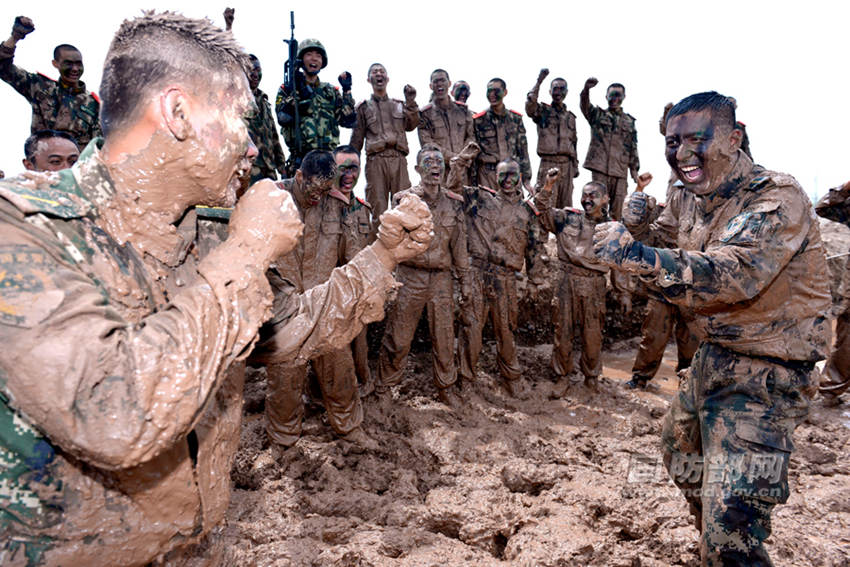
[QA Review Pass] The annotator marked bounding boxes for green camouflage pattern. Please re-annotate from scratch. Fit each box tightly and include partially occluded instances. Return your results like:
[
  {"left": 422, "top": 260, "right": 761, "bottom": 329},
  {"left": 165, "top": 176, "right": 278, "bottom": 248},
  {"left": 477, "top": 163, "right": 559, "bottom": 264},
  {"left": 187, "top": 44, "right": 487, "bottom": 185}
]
[
  {"left": 0, "top": 45, "right": 101, "bottom": 149},
  {"left": 248, "top": 89, "right": 286, "bottom": 182},
  {"left": 275, "top": 80, "right": 355, "bottom": 162}
]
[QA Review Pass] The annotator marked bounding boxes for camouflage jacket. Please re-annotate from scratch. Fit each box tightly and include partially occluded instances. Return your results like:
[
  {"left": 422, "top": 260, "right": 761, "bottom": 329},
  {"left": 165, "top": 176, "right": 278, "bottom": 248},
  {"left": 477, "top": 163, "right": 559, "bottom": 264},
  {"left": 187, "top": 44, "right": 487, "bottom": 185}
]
[
  {"left": 340, "top": 193, "right": 372, "bottom": 263},
  {"left": 0, "top": 45, "right": 101, "bottom": 149},
  {"left": 461, "top": 185, "right": 545, "bottom": 281},
  {"left": 248, "top": 88, "right": 286, "bottom": 182},
  {"left": 525, "top": 96, "right": 578, "bottom": 160},
  {"left": 351, "top": 94, "right": 419, "bottom": 156},
  {"left": 648, "top": 152, "right": 831, "bottom": 361},
  {"left": 418, "top": 100, "right": 473, "bottom": 162},
  {"left": 580, "top": 102, "right": 638, "bottom": 179},
  {"left": 0, "top": 141, "right": 396, "bottom": 565},
  {"left": 814, "top": 184, "right": 850, "bottom": 226},
  {"left": 472, "top": 107, "right": 531, "bottom": 183},
  {"left": 534, "top": 189, "right": 608, "bottom": 274},
  {"left": 275, "top": 78, "right": 356, "bottom": 159}
]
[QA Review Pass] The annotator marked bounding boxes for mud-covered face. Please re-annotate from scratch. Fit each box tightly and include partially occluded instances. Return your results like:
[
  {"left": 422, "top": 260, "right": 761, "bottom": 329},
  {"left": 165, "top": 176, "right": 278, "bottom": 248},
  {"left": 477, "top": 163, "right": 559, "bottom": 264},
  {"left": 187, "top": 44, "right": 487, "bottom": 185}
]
[
  {"left": 550, "top": 80, "right": 567, "bottom": 104},
  {"left": 581, "top": 184, "right": 608, "bottom": 216},
  {"left": 496, "top": 161, "right": 521, "bottom": 193},
  {"left": 452, "top": 82, "right": 469, "bottom": 103},
  {"left": 302, "top": 172, "right": 335, "bottom": 205},
  {"left": 622, "top": 192, "right": 650, "bottom": 228},
  {"left": 665, "top": 109, "right": 741, "bottom": 196},
  {"left": 486, "top": 80, "right": 505, "bottom": 107},
  {"left": 334, "top": 152, "right": 360, "bottom": 194},
  {"left": 430, "top": 71, "right": 449, "bottom": 100},
  {"left": 416, "top": 149, "right": 445, "bottom": 185},
  {"left": 302, "top": 49, "right": 323, "bottom": 76},
  {"left": 368, "top": 64, "right": 388, "bottom": 89},
  {"left": 27, "top": 137, "right": 79, "bottom": 172},
  {"left": 606, "top": 86, "right": 624, "bottom": 110},
  {"left": 54, "top": 48, "right": 83, "bottom": 86},
  {"left": 248, "top": 59, "right": 262, "bottom": 91}
]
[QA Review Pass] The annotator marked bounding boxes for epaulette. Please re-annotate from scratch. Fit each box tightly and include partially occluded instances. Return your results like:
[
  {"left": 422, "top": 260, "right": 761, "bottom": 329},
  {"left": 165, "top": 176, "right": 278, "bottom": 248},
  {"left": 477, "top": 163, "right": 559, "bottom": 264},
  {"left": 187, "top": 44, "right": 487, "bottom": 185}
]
[
  {"left": 355, "top": 100, "right": 367, "bottom": 109},
  {"left": 736, "top": 121, "right": 747, "bottom": 128},
  {"left": 355, "top": 196, "right": 371, "bottom": 209},
  {"left": 421, "top": 103, "right": 433, "bottom": 111},
  {"left": 0, "top": 170, "right": 92, "bottom": 219},
  {"left": 510, "top": 109, "right": 523, "bottom": 116},
  {"left": 523, "top": 197, "right": 541, "bottom": 216},
  {"left": 473, "top": 110, "right": 487, "bottom": 119},
  {"left": 195, "top": 205, "right": 232, "bottom": 220},
  {"left": 446, "top": 190, "right": 464, "bottom": 202},
  {"left": 626, "top": 112, "right": 636, "bottom": 121},
  {"left": 478, "top": 185, "right": 497, "bottom": 195},
  {"left": 565, "top": 207, "right": 583, "bottom": 214},
  {"left": 748, "top": 176, "right": 771, "bottom": 191},
  {"left": 91, "top": 92, "right": 100, "bottom": 103},
  {"left": 37, "top": 72, "right": 54, "bottom": 81},
  {"left": 454, "top": 100, "right": 467, "bottom": 107},
  {"left": 328, "top": 188, "right": 350, "bottom": 204}
]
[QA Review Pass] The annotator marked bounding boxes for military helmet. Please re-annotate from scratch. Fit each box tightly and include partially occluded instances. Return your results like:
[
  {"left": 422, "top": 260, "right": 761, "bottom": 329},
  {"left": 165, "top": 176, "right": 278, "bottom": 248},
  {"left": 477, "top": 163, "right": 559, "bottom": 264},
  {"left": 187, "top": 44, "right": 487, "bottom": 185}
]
[{"left": 298, "top": 39, "right": 328, "bottom": 69}]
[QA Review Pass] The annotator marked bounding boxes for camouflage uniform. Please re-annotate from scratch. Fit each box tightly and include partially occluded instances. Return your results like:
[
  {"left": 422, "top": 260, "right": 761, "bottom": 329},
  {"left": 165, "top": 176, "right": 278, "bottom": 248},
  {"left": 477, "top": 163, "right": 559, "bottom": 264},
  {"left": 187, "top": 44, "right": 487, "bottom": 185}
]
[
  {"left": 580, "top": 99, "right": 638, "bottom": 221},
  {"left": 275, "top": 80, "right": 356, "bottom": 168},
  {"left": 472, "top": 108, "right": 532, "bottom": 191},
  {"left": 534, "top": 190, "right": 609, "bottom": 379},
  {"left": 418, "top": 100, "right": 474, "bottom": 183},
  {"left": 0, "top": 141, "right": 398, "bottom": 565},
  {"left": 378, "top": 185, "right": 468, "bottom": 392},
  {"left": 248, "top": 87, "right": 286, "bottom": 182},
  {"left": 350, "top": 94, "right": 420, "bottom": 221},
  {"left": 457, "top": 184, "right": 545, "bottom": 385},
  {"left": 257, "top": 181, "right": 364, "bottom": 448},
  {"left": 0, "top": 44, "right": 101, "bottom": 148},
  {"left": 814, "top": 184, "right": 850, "bottom": 399},
  {"left": 526, "top": 90, "right": 578, "bottom": 207},
  {"left": 642, "top": 153, "right": 832, "bottom": 564}
]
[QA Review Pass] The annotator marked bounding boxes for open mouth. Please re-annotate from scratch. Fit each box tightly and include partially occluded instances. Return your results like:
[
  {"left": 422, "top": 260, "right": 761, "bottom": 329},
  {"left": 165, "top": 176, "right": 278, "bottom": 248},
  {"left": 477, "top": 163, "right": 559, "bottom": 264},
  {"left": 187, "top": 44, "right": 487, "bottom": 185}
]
[{"left": 679, "top": 164, "right": 703, "bottom": 183}]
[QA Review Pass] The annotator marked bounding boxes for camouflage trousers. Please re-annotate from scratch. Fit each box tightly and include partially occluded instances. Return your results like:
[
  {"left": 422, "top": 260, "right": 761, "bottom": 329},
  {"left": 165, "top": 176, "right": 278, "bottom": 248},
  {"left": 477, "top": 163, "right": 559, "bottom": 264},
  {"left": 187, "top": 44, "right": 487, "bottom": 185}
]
[
  {"left": 536, "top": 156, "right": 577, "bottom": 208},
  {"left": 632, "top": 297, "right": 699, "bottom": 380},
  {"left": 552, "top": 266, "right": 606, "bottom": 378},
  {"left": 458, "top": 261, "right": 522, "bottom": 383},
  {"left": 661, "top": 342, "right": 815, "bottom": 566},
  {"left": 378, "top": 266, "right": 456, "bottom": 390},
  {"left": 365, "top": 150, "right": 411, "bottom": 226},
  {"left": 590, "top": 171, "right": 628, "bottom": 221},
  {"left": 265, "top": 348, "right": 363, "bottom": 447}
]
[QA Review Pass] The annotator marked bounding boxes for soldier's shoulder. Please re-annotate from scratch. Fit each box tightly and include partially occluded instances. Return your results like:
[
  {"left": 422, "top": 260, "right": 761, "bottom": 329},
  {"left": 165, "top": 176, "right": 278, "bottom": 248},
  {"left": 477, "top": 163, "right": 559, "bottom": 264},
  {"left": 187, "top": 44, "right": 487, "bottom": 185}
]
[
  {"left": 625, "top": 112, "right": 637, "bottom": 123},
  {"left": 477, "top": 184, "right": 497, "bottom": 195},
  {"left": 523, "top": 196, "right": 541, "bottom": 216},
  {"left": 472, "top": 110, "right": 487, "bottom": 120},
  {"left": 355, "top": 99, "right": 369, "bottom": 110},
  {"left": 90, "top": 91, "right": 100, "bottom": 104},
  {"left": 355, "top": 195, "right": 371, "bottom": 209},
  {"left": 35, "top": 72, "right": 57, "bottom": 86},
  {"left": 445, "top": 189, "right": 464, "bottom": 203},
  {"left": 747, "top": 167, "right": 807, "bottom": 205},
  {"left": 0, "top": 170, "right": 93, "bottom": 219},
  {"left": 454, "top": 100, "right": 468, "bottom": 108},
  {"left": 421, "top": 103, "right": 434, "bottom": 112},
  {"left": 509, "top": 109, "right": 524, "bottom": 118}
]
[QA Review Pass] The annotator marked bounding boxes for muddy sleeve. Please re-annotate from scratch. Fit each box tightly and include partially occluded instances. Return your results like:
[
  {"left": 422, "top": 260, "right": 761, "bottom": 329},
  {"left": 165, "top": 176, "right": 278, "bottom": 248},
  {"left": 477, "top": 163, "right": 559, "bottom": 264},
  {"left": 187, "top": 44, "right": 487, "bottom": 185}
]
[
  {"left": 525, "top": 90, "right": 541, "bottom": 122},
  {"left": 649, "top": 188, "right": 810, "bottom": 309},
  {"left": 517, "top": 119, "right": 532, "bottom": 183},
  {"left": 814, "top": 186, "right": 850, "bottom": 225},
  {"left": 254, "top": 244, "right": 397, "bottom": 365},
  {"left": 533, "top": 188, "right": 574, "bottom": 235},
  {"left": 451, "top": 206, "right": 470, "bottom": 273},
  {"left": 403, "top": 98, "right": 419, "bottom": 131},
  {"left": 0, "top": 45, "right": 41, "bottom": 102},
  {"left": 337, "top": 88, "right": 357, "bottom": 129},
  {"left": 350, "top": 104, "right": 366, "bottom": 153},
  {"left": 580, "top": 89, "right": 595, "bottom": 123},
  {"left": 0, "top": 224, "right": 272, "bottom": 471},
  {"left": 629, "top": 122, "right": 640, "bottom": 180},
  {"left": 275, "top": 83, "right": 294, "bottom": 127},
  {"left": 418, "top": 110, "right": 434, "bottom": 147}
]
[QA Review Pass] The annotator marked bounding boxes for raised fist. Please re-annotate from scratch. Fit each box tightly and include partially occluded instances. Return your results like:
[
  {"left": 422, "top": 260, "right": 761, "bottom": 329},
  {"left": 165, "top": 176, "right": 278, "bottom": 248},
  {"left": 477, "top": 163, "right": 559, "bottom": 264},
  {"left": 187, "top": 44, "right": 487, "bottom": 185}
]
[
  {"left": 375, "top": 193, "right": 433, "bottom": 264},
  {"left": 636, "top": 172, "right": 653, "bottom": 191},
  {"left": 12, "top": 16, "right": 34, "bottom": 40},
  {"left": 338, "top": 71, "right": 352, "bottom": 91},
  {"left": 537, "top": 68, "right": 550, "bottom": 84},
  {"left": 584, "top": 77, "right": 598, "bottom": 90},
  {"left": 457, "top": 141, "right": 480, "bottom": 162},
  {"left": 403, "top": 84, "right": 417, "bottom": 102}
]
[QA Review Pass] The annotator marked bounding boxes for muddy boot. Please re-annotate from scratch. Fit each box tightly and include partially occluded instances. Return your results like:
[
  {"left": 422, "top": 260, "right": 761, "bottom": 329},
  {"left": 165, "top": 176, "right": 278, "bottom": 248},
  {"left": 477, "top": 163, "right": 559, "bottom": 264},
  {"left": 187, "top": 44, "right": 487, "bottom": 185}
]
[
  {"left": 584, "top": 374, "right": 599, "bottom": 390},
  {"left": 340, "top": 426, "right": 379, "bottom": 453},
  {"left": 359, "top": 374, "right": 375, "bottom": 398},
  {"left": 550, "top": 372, "right": 581, "bottom": 399},
  {"left": 503, "top": 378, "right": 529, "bottom": 399},
  {"left": 437, "top": 385, "right": 461, "bottom": 407},
  {"left": 626, "top": 374, "right": 650, "bottom": 390}
]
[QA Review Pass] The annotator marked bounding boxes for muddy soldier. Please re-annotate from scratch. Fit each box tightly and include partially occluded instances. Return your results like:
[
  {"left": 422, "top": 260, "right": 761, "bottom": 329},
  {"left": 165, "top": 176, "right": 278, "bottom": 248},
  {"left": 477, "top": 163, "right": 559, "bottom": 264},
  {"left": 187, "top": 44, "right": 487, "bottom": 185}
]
[
  {"left": 451, "top": 80, "right": 470, "bottom": 105},
  {"left": 0, "top": 12, "right": 434, "bottom": 565},
  {"left": 580, "top": 77, "right": 639, "bottom": 220},
  {"left": 256, "top": 151, "right": 377, "bottom": 451},
  {"left": 452, "top": 144, "right": 545, "bottom": 398},
  {"left": 246, "top": 54, "right": 286, "bottom": 182},
  {"left": 22, "top": 129, "right": 79, "bottom": 172},
  {"left": 526, "top": 68, "right": 578, "bottom": 207},
  {"left": 472, "top": 78, "right": 532, "bottom": 193},
  {"left": 594, "top": 92, "right": 831, "bottom": 565},
  {"left": 275, "top": 38, "right": 355, "bottom": 174},
  {"left": 814, "top": 179, "right": 850, "bottom": 407},
  {"left": 622, "top": 182, "right": 699, "bottom": 389},
  {"left": 535, "top": 172, "right": 613, "bottom": 393},
  {"left": 351, "top": 63, "right": 419, "bottom": 222},
  {"left": 378, "top": 144, "right": 469, "bottom": 406},
  {"left": 418, "top": 68, "right": 473, "bottom": 183},
  {"left": 0, "top": 16, "right": 101, "bottom": 149}
]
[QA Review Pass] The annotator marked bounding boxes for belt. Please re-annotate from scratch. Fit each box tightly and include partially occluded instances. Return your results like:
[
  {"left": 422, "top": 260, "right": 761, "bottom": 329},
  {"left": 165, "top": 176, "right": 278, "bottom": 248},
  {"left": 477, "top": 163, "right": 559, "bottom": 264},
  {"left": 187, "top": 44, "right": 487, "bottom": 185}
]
[
  {"left": 367, "top": 147, "right": 406, "bottom": 158},
  {"left": 480, "top": 163, "right": 497, "bottom": 171},
  {"left": 702, "top": 342, "right": 816, "bottom": 373},
  {"left": 400, "top": 262, "right": 449, "bottom": 273},
  {"left": 538, "top": 155, "right": 574, "bottom": 163}
]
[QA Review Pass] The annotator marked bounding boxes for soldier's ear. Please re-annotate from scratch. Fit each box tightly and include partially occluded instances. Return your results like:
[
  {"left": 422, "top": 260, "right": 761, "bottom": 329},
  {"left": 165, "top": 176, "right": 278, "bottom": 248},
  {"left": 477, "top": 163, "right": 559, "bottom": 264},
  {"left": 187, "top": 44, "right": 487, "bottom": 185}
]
[
  {"left": 161, "top": 87, "right": 191, "bottom": 141},
  {"left": 728, "top": 126, "right": 743, "bottom": 151},
  {"left": 23, "top": 158, "right": 36, "bottom": 171}
]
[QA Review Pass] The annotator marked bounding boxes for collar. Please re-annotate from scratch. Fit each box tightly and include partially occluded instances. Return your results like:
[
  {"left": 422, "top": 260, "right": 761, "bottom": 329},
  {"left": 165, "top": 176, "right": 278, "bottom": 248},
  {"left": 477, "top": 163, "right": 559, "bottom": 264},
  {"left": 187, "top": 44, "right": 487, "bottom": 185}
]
[
  {"left": 497, "top": 189, "right": 521, "bottom": 204},
  {"left": 58, "top": 78, "right": 87, "bottom": 94},
  {"left": 371, "top": 93, "right": 389, "bottom": 102},
  {"left": 698, "top": 151, "right": 755, "bottom": 213}
]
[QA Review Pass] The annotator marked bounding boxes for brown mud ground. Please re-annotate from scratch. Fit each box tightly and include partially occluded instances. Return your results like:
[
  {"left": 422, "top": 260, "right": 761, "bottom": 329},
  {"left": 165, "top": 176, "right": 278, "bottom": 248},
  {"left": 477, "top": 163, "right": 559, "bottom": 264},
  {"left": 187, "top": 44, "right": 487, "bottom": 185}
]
[{"left": 222, "top": 230, "right": 850, "bottom": 567}]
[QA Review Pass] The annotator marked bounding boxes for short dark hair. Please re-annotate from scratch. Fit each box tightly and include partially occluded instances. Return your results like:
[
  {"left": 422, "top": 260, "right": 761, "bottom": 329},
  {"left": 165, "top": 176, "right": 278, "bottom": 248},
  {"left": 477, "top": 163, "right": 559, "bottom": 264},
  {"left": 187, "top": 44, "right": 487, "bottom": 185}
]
[
  {"left": 584, "top": 181, "right": 607, "bottom": 195},
  {"left": 552, "top": 77, "right": 567, "bottom": 87},
  {"left": 100, "top": 11, "right": 250, "bottom": 137},
  {"left": 607, "top": 83, "right": 625, "bottom": 94},
  {"left": 488, "top": 77, "right": 507, "bottom": 90},
  {"left": 416, "top": 143, "right": 443, "bottom": 165},
  {"left": 299, "top": 150, "right": 336, "bottom": 179},
  {"left": 367, "top": 62, "right": 385, "bottom": 80},
  {"left": 666, "top": 91, "right": 736, "bottom": 130},
  {"left": 430, "top": 68, "right": 449, "bottom": 82},
  {"left": 333, "top": 144, "right": 358, "bottom": 156},
  {"left": 53, "top": 44, "right": 80, "bottom": 61},
  {"left": 24, "top": 130, "right": 79, "bottom": 161}
]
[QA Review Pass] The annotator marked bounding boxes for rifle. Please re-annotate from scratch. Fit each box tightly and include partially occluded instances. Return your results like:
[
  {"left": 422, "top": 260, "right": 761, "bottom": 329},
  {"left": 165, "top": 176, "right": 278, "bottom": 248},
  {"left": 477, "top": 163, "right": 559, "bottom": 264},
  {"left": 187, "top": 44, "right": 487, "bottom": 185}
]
[{"left": 283, "top": 11, "right": 301, "bottom": 175}]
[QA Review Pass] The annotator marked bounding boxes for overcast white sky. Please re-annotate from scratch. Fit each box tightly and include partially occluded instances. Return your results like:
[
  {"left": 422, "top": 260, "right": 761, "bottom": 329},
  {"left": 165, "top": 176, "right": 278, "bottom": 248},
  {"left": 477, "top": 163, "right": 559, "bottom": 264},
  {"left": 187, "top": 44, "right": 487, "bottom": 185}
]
[{"left": 0, "top": 0, "right": 847, "bottom": 202}]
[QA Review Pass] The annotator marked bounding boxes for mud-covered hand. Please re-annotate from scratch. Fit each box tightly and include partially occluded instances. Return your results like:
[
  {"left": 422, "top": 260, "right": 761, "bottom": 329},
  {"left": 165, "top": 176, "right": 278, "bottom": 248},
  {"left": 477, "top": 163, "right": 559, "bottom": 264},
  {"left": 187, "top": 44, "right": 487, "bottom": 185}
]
[
  {"left": 584, "top": 77, "right": 598, "bottom": 91},
  {"left": 338, "top": 71, "right": 352, "bottom": 92},
  {"left": 541, "top": 167, "right": 560, "bottom": 192},
  {"left": 228, "top": 179, "right": 305, "bottom": 269},
  {"left": 223, "top": 8, "right": 234, "bottom": 30},
  {"left": 457, "top": 141, "right": 480, "bottom": 163},
  {"left": 536, "top": 68, "right": 549, "bottom": 85},
  {"left": 403, "top": 84, "right": 417, "bottom": 103},
  {"left": 373, "top": 193, "right": 434, "bottom": 268},
  {"left": 636, "top": 172, "right": 653, "bottom": 192},
  {"left": 593, "top": 221, "right": 659, "bottom": 275},
  {"left": 11, "top": 16, "right": 34, "bottom": 40}
]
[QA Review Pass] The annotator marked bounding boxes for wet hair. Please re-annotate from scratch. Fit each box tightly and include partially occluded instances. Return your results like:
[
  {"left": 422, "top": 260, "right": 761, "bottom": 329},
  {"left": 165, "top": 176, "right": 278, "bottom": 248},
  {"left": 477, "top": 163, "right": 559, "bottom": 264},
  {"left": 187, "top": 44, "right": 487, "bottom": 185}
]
[
  {"left": 333, "top": 144, "right": 359, "bottom": 157},
  {"left": 497, "top": 158, "right": 519, "bottom": 170},
  {"left": 248, "top": 53, "right": 260, "bottom": 65},
  {"left": 488, "top": 77, "right": 507, "bottom": 90},
  {"left": 24, "top": 130, "right": 79, "bottom": 161},
  {"left": 99, "top": 11, "right": 250, "bottom": 137},
  {"left": 416, "top": 143, "right": 444, "bottom": 166},
  {"left": 53, "top": 44, "right": 80, "bottom": 61},
  {"left": 551, "top": 77, "right": 567, "bottom": 88},
  {"left": 367, "top": 62, "right": 385, "bottom": 81},
  {"left": 299, "top": 150, "right": 336, "bottom": 179},
  {"left": 607, "top": 83, "right": 625, "bottom": 94},
  {"left": 666, "top": 91, "right": 737, "bottom": 130},
  {"left": 430, "top": 68, "right": 449, "bottom": 82},
  {"left": 584, "top": 181, "right": 607, "bottom": 196}
]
